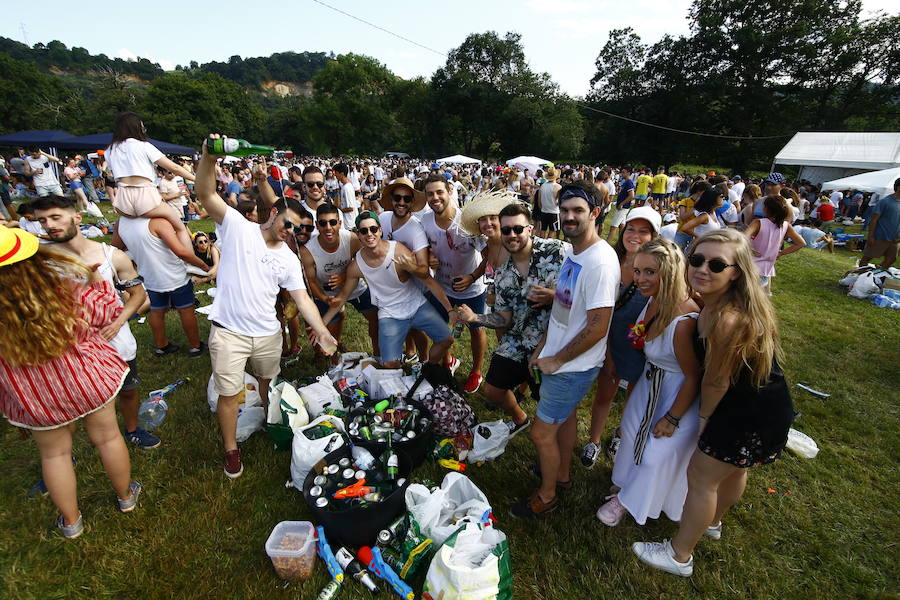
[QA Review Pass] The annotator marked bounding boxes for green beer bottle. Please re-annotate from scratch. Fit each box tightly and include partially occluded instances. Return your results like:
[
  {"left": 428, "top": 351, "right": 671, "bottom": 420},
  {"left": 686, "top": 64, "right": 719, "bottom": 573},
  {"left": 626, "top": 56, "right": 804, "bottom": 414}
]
[{"left": 206, "top": 136, "right": 274, "bottom": 157}]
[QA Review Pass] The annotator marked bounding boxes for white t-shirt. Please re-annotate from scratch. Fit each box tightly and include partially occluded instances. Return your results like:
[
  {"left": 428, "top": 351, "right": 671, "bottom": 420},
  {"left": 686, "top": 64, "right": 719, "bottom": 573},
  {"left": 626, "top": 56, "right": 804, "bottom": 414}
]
[
  {"left": 339, "top": 181, "right": 359, "bottom": 230},
  {"left": 539, "top": 240, "right": 620, "bottom": 374},
  {"left": 380, "top": 211, "right": 429, "bottom": 252},
  {"left": 209, "top": 207, "right": 305, "bottom": 337},
  {"left": 829, "top": 191, "right": 843, "bottom": 206},
  {"left": 732, "top": 181, "right": 745, "bottom": 199},
  {"left": 106, "top": 138, "right": 164, "bottom": 181},
  {"left": 24, "top": 156, "right": 58, "bottom": 188},
  {"left": 420, "top": 210, "right": 486, "bottom": 300}
]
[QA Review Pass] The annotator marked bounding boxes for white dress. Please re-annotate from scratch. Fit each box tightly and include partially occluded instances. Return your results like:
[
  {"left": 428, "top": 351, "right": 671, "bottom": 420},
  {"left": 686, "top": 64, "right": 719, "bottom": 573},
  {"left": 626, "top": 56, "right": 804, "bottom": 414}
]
[{"left": 611, "top": 306, "right": 700, "bottom": 525}]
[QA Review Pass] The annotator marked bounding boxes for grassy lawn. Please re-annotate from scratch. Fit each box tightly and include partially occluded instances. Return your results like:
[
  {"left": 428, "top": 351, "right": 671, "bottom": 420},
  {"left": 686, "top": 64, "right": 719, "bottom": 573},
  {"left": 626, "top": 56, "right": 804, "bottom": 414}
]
[{"left": 1, "top": 207, "right": 898, "bottom": 600}]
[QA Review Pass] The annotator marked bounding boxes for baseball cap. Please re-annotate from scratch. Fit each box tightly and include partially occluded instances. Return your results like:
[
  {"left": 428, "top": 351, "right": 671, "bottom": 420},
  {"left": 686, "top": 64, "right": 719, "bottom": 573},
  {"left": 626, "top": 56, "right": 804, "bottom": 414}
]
[
  {"left": 354, "top": 210, "right": 381, "bottom": 229},
  {"left": 623, "top": 206, "right": 662, "bottom": 233},
  {"left": 765, "top": 172, "right": 786, "bottom": 185},
  {"left": 732, "top": 175, "right": 742, "bottom": 180}
]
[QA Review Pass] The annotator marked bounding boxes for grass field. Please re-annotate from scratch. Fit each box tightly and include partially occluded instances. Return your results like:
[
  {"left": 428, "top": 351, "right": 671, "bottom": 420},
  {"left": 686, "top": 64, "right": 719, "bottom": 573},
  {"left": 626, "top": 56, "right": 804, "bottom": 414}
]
[{"left": 1, "top": 207, "right": 898, "bottom": 600}]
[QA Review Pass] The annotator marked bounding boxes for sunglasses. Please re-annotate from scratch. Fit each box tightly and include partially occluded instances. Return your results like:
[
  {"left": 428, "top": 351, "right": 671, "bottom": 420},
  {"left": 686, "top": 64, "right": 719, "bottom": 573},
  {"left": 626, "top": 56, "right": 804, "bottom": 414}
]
[
  {"left": 356, "top": 225, "right": 381, "bottom": 235},
  {"left": 500, "top": 225, "right": 529, "bottom": 236},
  {"left": 317, "top": 218, "right": 339, "bottom": 227},
  {"left": 687, "top": 253, "right": 738, "bottom": 273},
  {"left": 305, "top": 181, "right": 325, "bottom": 188},
  {"left": 283, "top": 218, "right": 314, "bottom": 234},
  {"left": 392, "top": 193, "right": 414, "bottom": 203}
]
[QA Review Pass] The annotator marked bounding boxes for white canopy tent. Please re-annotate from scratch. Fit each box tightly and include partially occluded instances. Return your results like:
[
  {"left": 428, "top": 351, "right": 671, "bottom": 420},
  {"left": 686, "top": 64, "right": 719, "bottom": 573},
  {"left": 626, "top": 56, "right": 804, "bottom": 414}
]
[
  {"left": 773, "top": 132, "right": 900, "bottom": 185},
  {"left": 436, "top": 154, "right": 481, "bottom": 164},
  {"left": 506, "top": 155, "right": 551, "bottom": 175},
  {"left": 821, "top": 166, "right": 900, "bottom": 199}
]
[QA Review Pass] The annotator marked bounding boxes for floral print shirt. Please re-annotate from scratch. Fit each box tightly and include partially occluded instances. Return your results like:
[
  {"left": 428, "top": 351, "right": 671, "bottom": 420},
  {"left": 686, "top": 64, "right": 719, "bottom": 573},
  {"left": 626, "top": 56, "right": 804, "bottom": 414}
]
[{"left": 493, "top": 236, "right": 570, "bottom": 361}]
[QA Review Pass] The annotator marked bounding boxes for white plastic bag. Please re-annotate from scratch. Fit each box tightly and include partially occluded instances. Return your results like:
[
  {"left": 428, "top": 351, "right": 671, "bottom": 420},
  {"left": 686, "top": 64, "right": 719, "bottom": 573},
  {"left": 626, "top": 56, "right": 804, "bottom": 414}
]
[
  {"left": 405, "top": 472, "right": 493, "bottom": 546},
  {"left": 275, "top": 381, "right": 310, "bottom": 431},
  {"left": 236, "top": 406, "right": 265, "bottom": 442},
  {"left": 85, "top": 201, "right": 103, "bottom": 218},
  {"left": 326, "top": 352, "right": 370, "bottom": 382},
  {"left": 838, "top": 272, "right": 861, "bottom": 287},
  {"left": 289, "top": 415, "right": 347, "bottom": 489},
  {"left": 361, "top": 365, "right": 406, "bottom": 399},
  {"left": 785, "top": 427, "right": 819, "bottom": 458},
  {"left": 402, "top": 375, "right": 433, "bottom": 401},
  {"left": 466, "top": 421, "right": 511, "bottom": 463},
  {"left": 206, "top": 373, "right": 261, "bottom": 412},
  {"left": 423, "top": 523, "right": 512, "bottom": 600},
  {"left": 297, "top": 376, "right": 342, "bottom": 419},
  {"left": 848, "top": 271, "right": 880, "bottom": 299}
]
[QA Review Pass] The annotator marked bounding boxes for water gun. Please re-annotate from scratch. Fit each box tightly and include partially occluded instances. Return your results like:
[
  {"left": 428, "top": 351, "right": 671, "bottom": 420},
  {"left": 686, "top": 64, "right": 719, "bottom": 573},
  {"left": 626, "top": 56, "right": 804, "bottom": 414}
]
[
  {"left": 437, "top": 458, "right": 466, "bottom": 472},
  {"left": 357, "top": 546, "right": 414, "bottom": 600},
  {"left": 316, "top": 526, "right": 344, "bottom": 584},
  {"left": 333, "top": 478, "right": 371, "bottom": 499},
  {"left": 147, "top": 378, "right": 190, "bottom": 399}
]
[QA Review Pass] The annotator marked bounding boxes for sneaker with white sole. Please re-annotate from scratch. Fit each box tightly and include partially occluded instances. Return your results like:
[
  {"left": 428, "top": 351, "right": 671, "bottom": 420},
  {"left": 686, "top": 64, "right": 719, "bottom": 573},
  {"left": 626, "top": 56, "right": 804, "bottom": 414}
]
[
  {"left": 462, "top": 372, "right": 483, "bottom": 394},
  {"left": 117, "top": 482, "right": 143, "bottom": 513},
  {"left": 596, "top": 494, "right": 627, "bottom": 526},
  {"left": 607, "top": 429, "right": 621, "bottom": 459},
  {"left": 580, "top": 441, "right": 601, "bottom": 468},
  {"left": 632, "top": 539, "right": 693, "bottom": 577},
  {"left": 445, "top": 355, "right": 461, "bottom": 376},
  {"left": 224, "top": 449, "right": 243, "bottom": 479},
  {"left": 56, "top": 513, "right": 84, "bottom": 539},
  {"left": 506, "top": 417, "right": 531, "bottom": 438},
  {"left": 126, "top": 428, "right": 161, "bottom": 450},
  {"left": 704, "top": 522, "right": 722, "bottom": 540}
]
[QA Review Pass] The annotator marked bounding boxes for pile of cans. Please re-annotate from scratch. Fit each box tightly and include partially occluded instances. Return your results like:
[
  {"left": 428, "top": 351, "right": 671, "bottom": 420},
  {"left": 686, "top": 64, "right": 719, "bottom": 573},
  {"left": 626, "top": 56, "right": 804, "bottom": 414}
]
[
  {"left": 346, "top": 398, "right": 431, "bottom": 444},
  {"left": 306, "top": 450, "right": 405, "bottom": 512}
]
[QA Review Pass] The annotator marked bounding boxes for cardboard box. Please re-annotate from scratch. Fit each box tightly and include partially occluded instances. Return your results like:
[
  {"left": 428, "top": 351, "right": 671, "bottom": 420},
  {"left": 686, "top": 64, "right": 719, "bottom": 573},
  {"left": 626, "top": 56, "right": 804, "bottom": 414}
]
[{"left": 883, "top": 278, "right": 900, "bottom": 292}]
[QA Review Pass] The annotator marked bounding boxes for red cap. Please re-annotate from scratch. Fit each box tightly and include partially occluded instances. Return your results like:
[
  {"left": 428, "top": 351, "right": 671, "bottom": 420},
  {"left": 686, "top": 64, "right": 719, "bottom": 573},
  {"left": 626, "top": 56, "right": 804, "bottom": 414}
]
[{"left": 357, "top": 546, "right": 374, "bottom": 566}]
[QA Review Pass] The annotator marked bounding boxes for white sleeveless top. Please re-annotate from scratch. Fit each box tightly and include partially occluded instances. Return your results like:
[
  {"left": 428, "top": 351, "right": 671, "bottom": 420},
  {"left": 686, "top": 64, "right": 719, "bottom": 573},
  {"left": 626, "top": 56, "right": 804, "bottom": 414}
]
[
  {"left": 97, "top": 243, "right": 138, "bottom": 361},
  {"left": 116, "top": 217, "right": 189, "bottom": 293},
  {"left": 539, "top": 182, "right": 559, "bottom": 214},
  {"left": 693, "top": 210, "right": 722, "bottom": 238},
  {"left": 305, "top": 229, "right": 366, "bottom": 300},
  {"left": 356, "top": 241, "right": 425, "bottom": 320}
]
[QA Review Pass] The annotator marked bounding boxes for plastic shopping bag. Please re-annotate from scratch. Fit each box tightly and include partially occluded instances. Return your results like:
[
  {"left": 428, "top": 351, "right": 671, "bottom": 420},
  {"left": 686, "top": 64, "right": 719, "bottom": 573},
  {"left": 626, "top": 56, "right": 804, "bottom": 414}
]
[
  {"left": 85, "top": 201, "right": 103, "bottom": 218},
  {"left": 422, "top": 522, "right": 512, "bottom": 600},
  {"left": 272, "top": 380, "right": 310, "bottom": 431},
  {"left": 297, "top": 375, "right": 342, "bottom": 418},
  {"left": 289, "top": 415, "right": 347, "bottom": 489},
  {"left": 848, "top": 271, "right": 880, "bottom": 299},
  {"left": 326, "top": 352, "right": 370, "bottom": 382},
  {"left": 235, "top": 406, "right": 265, "bottom": 442},
  {"left": 405, "top": 472, "right": 492, "bottom": 546},
  {"left": 467, "top": 421, "right": 511, "bottom": 463},
  {"left": 785, "top": 427, "right": 819, "bottom": 458},
  {"left": 206, "top": 373, "right": 261, "bottom": 412}
]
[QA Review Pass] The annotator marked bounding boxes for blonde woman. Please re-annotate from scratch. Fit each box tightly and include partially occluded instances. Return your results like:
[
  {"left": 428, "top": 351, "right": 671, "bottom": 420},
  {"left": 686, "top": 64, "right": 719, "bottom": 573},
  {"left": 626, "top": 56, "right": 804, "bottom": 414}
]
[
  {"left": 634, "top": 228, "right": 794, "bottom": 577},
  {"left": 0, "top": 233, "right": 140, "bottom": 539},
  {"left": 596, "top": 238, "right": 701, "bottom": 527}
]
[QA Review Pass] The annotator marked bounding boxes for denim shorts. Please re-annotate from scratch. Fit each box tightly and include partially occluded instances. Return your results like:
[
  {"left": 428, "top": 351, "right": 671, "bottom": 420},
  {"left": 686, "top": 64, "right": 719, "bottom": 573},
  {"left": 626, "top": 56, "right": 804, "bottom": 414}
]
[
  {"left": 379, "top": 301, "right": 450, "bottom": 362},
  {"left": 147, "top": 280, "right": 195, "bottom": 311},
  {"left": 536, "top": 367, "right": 601, "bottom": 425},
  {"left": 426, "top": 291, "right": 487, "bottom": 330},
  {"left": 314, "top": 288, "right": 377, "bottom": 324}
]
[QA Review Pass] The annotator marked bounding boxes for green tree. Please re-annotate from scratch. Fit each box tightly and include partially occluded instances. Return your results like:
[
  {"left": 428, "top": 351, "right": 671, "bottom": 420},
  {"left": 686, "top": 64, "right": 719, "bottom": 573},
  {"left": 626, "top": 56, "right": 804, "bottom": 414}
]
[{"left": 0, "top": 52, "right": 72, "bottom": 133}]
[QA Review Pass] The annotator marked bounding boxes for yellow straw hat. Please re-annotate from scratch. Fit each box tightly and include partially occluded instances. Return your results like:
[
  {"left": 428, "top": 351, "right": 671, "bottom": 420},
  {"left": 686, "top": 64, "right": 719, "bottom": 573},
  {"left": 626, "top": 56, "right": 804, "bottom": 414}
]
[{"left": 0, "top": 226, "right": 39, "bottom": 268}]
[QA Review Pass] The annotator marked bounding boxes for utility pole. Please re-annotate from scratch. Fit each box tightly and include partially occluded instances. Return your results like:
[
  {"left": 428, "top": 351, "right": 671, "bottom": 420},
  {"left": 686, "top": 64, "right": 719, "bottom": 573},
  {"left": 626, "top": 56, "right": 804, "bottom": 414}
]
[{"left": 19, "top": 22, "right": 29, "bottom": 46}]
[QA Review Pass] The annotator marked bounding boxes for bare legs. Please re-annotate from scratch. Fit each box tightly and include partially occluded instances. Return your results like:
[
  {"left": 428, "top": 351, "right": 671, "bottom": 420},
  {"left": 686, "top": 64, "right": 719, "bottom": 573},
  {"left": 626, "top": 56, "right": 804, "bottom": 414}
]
[
  {"left": 530, "top": 410, "right": 578, "bottom": 503},
  {"left": 484, "top": 383, "right": 528, "bottom": 426}
]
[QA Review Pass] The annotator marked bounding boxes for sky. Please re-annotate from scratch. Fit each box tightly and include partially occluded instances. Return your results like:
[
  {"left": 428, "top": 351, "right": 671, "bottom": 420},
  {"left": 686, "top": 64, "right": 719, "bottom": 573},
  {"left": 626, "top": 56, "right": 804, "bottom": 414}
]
[{"left": 2, "top": 0, "right": 896, "bottom": 97}]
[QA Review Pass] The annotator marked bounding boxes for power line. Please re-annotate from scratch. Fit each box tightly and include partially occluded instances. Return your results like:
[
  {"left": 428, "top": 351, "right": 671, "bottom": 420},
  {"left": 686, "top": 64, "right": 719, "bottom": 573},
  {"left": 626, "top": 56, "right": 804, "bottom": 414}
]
[
  {"left": 310, "top": 0, "right": 445, "bottom": 57},
  {"left": 311, "top": 1, "right": 793, "bottom": 141}
]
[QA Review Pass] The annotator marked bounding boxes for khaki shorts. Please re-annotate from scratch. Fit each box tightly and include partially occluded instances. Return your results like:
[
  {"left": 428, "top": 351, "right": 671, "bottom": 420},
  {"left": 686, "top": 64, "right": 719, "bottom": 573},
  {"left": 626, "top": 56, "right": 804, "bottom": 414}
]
[
  {"left": 208, "top": 324, "right": 282, "bottom": 396},
  {"left": 863, "top": 239, "right": 899, "bottom": 264},
  {"left": 112, "top": 183, "right": 163, "bottom": 217}
]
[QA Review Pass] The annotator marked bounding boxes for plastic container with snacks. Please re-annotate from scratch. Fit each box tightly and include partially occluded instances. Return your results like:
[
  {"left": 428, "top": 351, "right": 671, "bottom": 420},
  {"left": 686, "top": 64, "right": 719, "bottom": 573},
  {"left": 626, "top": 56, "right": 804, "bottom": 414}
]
[{"left": 264, "top": 521, "right": 316, "bottom": 581}]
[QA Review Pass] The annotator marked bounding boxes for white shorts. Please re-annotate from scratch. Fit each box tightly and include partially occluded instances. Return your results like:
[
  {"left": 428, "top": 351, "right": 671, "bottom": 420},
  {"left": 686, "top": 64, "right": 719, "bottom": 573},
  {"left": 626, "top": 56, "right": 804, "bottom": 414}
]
[{"left": 610, "top": 206, "right": 631, "bottom": 228}]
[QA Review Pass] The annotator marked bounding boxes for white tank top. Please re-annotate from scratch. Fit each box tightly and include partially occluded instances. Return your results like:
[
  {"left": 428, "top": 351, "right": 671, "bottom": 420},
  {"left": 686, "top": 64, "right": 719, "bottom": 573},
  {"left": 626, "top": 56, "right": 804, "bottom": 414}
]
[
  {"left": 116, "top": 217, "right": 190, "bottom": 292},
  {"left": 693, "top": 210, "right": 722, "bottom": 238},
  {"left": 356, "top": 241, "right": 425, "bottom": 320},
  {"left": 305, "top": 229, "right": 366, "bottom": 299},
  {"left": 97, "top": 243, "right": 138, "bottom": 361},
  {"left": 539, "top": 182, "right": 559, "bottom": 214}
]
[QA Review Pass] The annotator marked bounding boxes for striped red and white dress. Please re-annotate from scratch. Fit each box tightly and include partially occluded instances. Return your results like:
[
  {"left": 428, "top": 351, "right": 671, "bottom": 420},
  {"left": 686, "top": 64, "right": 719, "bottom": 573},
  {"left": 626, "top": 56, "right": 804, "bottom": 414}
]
[{"left": 0, "top": 280, "right": 128, "bottom": 430}]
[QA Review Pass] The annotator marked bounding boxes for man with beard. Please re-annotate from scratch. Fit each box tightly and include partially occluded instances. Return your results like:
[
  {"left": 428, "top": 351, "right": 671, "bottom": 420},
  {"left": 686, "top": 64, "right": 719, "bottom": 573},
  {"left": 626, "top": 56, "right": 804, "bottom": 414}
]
[
  {"left": 300, "top": 203, "right": 379, "bottom": 359},
  {"left": 31, "top": 195, "right": 157, "bottom": 449},
  {"left": 456, "top": 203, "right": 569, "bottom": 436},
  {"left": 421, "top": 175, "right": 488, "bottom": 392},
  {"left": 323, "top": 211, "right": 455, "bottom": 369},
  {"left": 301, "top": 165, "right": 328, "bottom": 219},
  {"left": 196, "top": 134, "right": 337, "bottom": 479},
  {"left": 511, "top": 180, "right": 620, "bottom": 519}
]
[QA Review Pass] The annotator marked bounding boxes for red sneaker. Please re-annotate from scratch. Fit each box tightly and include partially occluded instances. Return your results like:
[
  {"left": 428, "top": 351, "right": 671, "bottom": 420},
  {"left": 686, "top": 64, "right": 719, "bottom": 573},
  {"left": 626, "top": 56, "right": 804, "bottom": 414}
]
[
  {"left": 444, "top": 355, "right": 461, "bottom": 375},
  {"left": 224, "top": 449, "right": 243, "bottom": 479},
  {"left": 462, "top": 372, "right": 483, "bottom": 394}
]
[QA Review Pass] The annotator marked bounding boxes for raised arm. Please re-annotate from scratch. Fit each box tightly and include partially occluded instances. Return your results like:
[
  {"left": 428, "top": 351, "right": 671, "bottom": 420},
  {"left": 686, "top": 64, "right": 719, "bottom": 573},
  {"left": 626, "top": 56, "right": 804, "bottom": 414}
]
[
  {"left": 156, "top": 156, "right": 195, "bottom": 182},
  {"left": 151, "top": 218, "right": 209, "bottom": 271},
  {"left": 252, "top": 161, "right": 278, "bottom": 214},
  {"left": 195, "top": 135, "right": 229, "bottom": 224}
]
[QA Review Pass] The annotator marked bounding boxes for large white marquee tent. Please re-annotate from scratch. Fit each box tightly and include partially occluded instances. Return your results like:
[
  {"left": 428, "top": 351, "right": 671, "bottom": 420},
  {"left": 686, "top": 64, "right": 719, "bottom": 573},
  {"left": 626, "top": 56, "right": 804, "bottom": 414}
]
[{"left": 773, "top": 132, "right": 900, "bottom": 185}]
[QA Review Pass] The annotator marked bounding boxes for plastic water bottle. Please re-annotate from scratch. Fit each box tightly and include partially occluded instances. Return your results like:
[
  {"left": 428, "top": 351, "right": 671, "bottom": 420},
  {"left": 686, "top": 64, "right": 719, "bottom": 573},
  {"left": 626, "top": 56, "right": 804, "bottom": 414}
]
[
  {"left": 351, "top": 445, "right": 377, "bottom": 470},
  {"left": 137, "top": 398, "right": 169, "bottom": 431}
]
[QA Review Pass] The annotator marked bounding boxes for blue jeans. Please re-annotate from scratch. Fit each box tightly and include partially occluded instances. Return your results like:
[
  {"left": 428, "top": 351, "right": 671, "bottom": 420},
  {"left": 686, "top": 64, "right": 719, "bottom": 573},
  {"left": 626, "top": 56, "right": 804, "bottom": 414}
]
[
  {"left": 379, "top": 301, "right": 449, "bottom": 362},
  {"left": 536, "top": 367, "right": 601, "bottom": 425}
]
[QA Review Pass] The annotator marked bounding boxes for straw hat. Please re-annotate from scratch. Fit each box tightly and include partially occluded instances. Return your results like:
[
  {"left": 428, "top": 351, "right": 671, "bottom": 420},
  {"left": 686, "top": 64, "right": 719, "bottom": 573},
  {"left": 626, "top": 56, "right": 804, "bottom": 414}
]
[
  {"left": 544, "top": 166, "right": 558, "bottom": 181},
  {"left": 379, "top": 177, "right": 426, "bottom": 212},
  {"left": 0, "top": 226, "right": 39, "bottom": 268},
  {"left": 459, "top": 189, "right": 520, "bottom": 236}
]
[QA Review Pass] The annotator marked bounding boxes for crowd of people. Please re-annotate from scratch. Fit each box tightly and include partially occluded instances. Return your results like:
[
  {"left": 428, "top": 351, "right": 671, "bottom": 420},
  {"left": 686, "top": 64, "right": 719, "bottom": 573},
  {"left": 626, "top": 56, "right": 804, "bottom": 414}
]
[{"left": 1, "top": 112, "right": 899, "bottom": 579}]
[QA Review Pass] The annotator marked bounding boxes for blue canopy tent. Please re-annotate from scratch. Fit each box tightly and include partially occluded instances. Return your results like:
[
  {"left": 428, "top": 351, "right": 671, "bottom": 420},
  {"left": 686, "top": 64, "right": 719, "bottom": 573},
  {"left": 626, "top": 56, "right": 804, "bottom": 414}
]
[
  {"left": 55, "top": 133, "right": 196, "bottom": 155},
  {"left": 0, "top": 130, "right": 77, "bottom": 179}
]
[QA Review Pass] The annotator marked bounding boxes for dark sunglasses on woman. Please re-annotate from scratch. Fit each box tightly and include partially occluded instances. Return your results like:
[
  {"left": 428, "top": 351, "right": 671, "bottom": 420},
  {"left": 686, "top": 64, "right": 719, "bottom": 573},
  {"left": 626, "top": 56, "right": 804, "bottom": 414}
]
[{"left": 687, "top": 253, "right": 738, "bottom": 273}]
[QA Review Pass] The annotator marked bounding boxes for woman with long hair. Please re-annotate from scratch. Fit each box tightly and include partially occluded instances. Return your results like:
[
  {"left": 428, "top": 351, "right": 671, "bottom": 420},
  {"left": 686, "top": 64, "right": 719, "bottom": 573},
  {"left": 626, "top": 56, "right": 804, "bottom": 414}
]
[
  {"left": 581, "top": 207, "right": 660, "bottom": 467},
  {"left": 740, "top": 183, "right": 763, "bottom": 227},
  {"left": 745, "top": 195, "right": 805, "bottom": 295},
  {"left": 324, "top": 168, "right": 339, "bottom": 201},
  {"left": 105, "top": 112, "right": 196, "bottom": 254},
  {"left": 596, "top": 237, "right": 701, "bottom": 526},
  {"left": 191, "top": 231, "right": 220, "bottom": 284},
  {"left": 361, "top": 173, "right": 380, "bottom": 212},
  {"left": 677, "top": 188, "right": 723, "bottom": 250},
  {"left": 0, "top": 233, "right": 140, "bottom": 539},
  {"left": 633, "top": 228, "right": 794, "bottom": 577}
]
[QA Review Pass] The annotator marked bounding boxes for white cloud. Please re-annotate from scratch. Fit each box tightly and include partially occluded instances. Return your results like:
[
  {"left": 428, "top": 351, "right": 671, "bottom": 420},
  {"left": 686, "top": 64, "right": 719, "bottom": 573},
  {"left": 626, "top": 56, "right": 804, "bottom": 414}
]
[{"left": 116, "top": 47, "right": 176, "bottom": 71}]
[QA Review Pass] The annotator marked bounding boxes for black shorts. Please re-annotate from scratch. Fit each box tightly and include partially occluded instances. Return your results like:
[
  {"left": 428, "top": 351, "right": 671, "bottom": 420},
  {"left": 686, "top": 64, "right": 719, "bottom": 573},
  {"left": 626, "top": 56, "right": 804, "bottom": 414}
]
[
  {"left": 121, "top": 359, "right": 140, "bottom": 392},
  {"left": 485, "top": 353, "right": 539, "bottom": 397},
  {"left": 539, "top": 212, "right": 560, "bottom": 231}
]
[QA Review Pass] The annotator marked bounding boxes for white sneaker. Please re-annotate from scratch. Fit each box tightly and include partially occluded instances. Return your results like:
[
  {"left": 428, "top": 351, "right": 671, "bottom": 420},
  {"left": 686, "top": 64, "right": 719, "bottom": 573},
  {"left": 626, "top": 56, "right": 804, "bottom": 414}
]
[
  {"left": 632, "top": 539, "right": 693, "bottom": 577},
  {"left": 595, "top": 494, "right": 627, "bottom": 526},
  {"left": 704, "top": 522, "right": 722, "bottom": 540}
]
